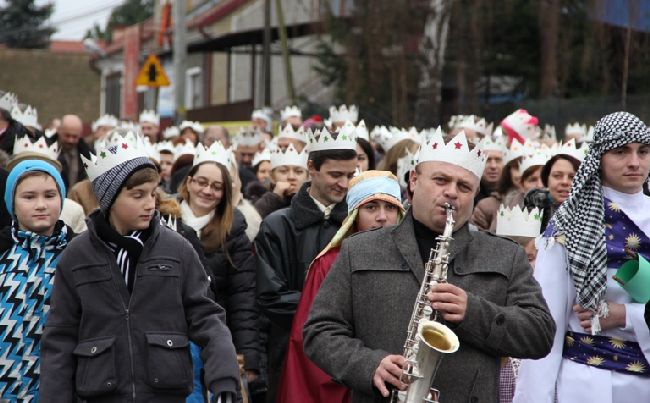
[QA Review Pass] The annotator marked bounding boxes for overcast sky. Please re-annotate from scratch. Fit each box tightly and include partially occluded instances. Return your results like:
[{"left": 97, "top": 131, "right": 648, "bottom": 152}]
[{"left": 43, "top": 0, "right": 123, "bottom": 40}]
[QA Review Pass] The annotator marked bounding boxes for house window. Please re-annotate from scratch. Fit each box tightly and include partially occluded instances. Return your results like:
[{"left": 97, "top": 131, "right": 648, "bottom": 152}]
[
  {"left": 185, "top": 66, "right": 203, "bottom": 109},
  {"left": 105, "top": 73, "right": 121, "bottom": 117}
]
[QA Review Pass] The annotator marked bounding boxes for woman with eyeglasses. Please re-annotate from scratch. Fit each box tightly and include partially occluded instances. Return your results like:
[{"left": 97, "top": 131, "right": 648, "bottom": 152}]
[{"left": 178, "top": 156, "right": 260, "bottom": 402}]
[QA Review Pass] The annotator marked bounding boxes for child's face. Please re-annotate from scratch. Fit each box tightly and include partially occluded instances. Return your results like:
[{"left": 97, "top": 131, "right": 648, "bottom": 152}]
[
  {"left": 14, "top": 174, "right": 61, "bottom": 236},
  {"left": 109, "top": 180, "right": 157, "bottom": 235}
]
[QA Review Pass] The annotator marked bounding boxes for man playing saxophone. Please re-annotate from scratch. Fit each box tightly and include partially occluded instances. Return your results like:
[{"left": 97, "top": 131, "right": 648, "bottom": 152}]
[{"left": 304, "top": 131, "right": 555, "bottom": 403}]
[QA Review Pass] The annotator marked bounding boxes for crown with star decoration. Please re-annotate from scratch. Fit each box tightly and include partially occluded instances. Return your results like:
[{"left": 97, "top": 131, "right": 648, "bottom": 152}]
[
  {"left": 13, "top": 134, "right": 60, "bottom": 160},
  {"left": 0, "top": 91, "right": 18, "bottom": 112},
  {"left": 416, "top": 128, "right": 487, "bottom": 178},
  {"left": 278, "top": 124, "right": 307, "bottom": 143},
  {"left": 481, "top": 137, "right": 507, "bottom": 154},
  {"left": 139, "top": 110, "right": 160, "bottom": 125},
  {"left": 81, "top": 128, "right": 150, "bottom": 182},
  {"left": 252, "top": 148, "right": 271, "bottom": 167},
  {"left": 193, "top": 140, "right": 233, "bottom": 168},
  {"left": 233, "top": 127, "right": 262, "bottom": 147},
  {"left": 10, "top": 104, "right": 40, "bottom": 129},
  {"left": 92, "top": 114, "right": 118, "bottom": 132},
  {"left": 496, "top": 205, "right": 543, "bottom": 238},
  {"left": 280, "top": 105, "right": 302, "bottom": 121},
  {"left": 270, "top": 143, "right": 308, "bottom": 168},
  {"left": 306, "top": 126, "right": 357, "bottom": 153},
  {"left": 518, "top": 149, "right": 551, "bottom": 176},
  {"left": 329, "top": 104, "right": 358, "bottom": 123}
]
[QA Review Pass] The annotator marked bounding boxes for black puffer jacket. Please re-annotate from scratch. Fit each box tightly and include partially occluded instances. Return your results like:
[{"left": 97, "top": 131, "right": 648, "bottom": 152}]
[
  {"left": 203, "top": 208, "right": 260, "bottom": 372},
  {"left": 254, "top": 182, "right": 347, "bottom": 384}
]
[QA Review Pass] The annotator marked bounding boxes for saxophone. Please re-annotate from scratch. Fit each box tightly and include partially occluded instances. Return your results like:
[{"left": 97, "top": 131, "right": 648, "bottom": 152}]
[{"left": 390, "top": 203, "right": 460, "bottom": 403}]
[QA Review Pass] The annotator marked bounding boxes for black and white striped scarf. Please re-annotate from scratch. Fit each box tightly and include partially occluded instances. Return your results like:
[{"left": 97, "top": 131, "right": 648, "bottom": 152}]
[{"left": 548, "top": 111, "right": 650, "bottom": 329}]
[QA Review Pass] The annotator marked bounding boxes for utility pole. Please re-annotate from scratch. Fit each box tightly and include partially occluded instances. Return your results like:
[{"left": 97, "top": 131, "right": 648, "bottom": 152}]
[
  {"left": 263, "top": 0, "right": 272, "bottom": 105},
  {"left": 173, "top": 0, "right": 187, "bottom": 121},
  {"left": 276, "top": 0, "right": 295, "bottom": 104}
]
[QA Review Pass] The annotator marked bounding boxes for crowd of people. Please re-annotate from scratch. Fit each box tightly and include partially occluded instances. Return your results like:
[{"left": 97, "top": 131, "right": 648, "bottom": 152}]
[{"left": 0, "top": 88, "right": 648, "bottom": 403}]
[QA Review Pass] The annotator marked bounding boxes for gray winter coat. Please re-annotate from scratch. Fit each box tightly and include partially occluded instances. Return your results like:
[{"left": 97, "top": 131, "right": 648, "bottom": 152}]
[
  {"left": 40, "top": 213, "right": 240, "bottom": 402},
  {"left": 303, "top": 210, "right": 555, "bottom": 403}
]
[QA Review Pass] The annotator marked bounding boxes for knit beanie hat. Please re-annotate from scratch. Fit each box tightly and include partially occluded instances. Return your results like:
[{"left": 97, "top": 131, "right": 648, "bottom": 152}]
[
  {"left": 92, "top": 157, "right": 154, "bottom": 213},
  {"left": 5, "top": 159, "right": 66, "bottom": 215}
]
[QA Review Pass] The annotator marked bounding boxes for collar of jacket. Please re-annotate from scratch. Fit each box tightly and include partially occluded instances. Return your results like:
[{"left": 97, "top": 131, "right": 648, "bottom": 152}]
[
  {"left": 289, "top": 182, "right": 348, "bottom": 230},
  {"left": 87, "top": 209, "right": 162, "bottom": 252},
  {"left": 391, "top": 208, "right": 472, "bottom": 282}
]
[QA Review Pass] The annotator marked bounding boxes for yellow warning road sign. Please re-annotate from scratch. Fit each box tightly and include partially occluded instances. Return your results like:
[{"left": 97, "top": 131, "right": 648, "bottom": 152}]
[{"left": 136, "top": 55, "right": 170, "bottom": 87}]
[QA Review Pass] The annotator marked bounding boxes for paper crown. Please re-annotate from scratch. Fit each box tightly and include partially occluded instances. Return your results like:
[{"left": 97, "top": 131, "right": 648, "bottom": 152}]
[
  {"left": 504, "top": 139, "right": 532, "bottom": 165},
  {"left": 92, "top": 114, "right": 118, "bottom": 132},
  {"left": 565, "top": 122, "right": 587, "bottom": 139},
  {"left": 11, "top": 104, "right": 39, "bottom": 129},
  {"left": 496, "top": 205, "right": 543, "bottom": 238},
  {"left": 306, "top": 127, "right": 357, "bottom": 153},
  {"left": 385, "top": 127, "right": 423, "bottom": 151},
  {"left": 160, "top": 215, "right": 178, "bottom": 232},
  {"left": 416, "top": 129, "right": 487, "bottom": 178},
  {"left": 0, "top": 91, "right": 18, "bottom": 111},
  {"left": 139, "top": 110, "right": 160, "bottom": 125},
  {"left": 280, "top": 105, "right": 302, "bottom": 121},
  {"left": 143, "top": 138, "right": 160, "bottom": 161},
  {"left": 233, "top": 127, "right": 262, "bottom": 147},
  {"left": 519, "top": 149, "right": 551, "bottom": 176},
  {"left": 584, "top": 125, "right": 594, "bottom": 143},
  {"left": 163, "top": 126, "right": 180, "bottom": 139},
  {"left": 501, "top": 109, "right": 539, "bottom": 141},
  {"left": 252, "top": 148, "right": 271, "bottom": 167},
  {"left": 329, "top": 104, "right": 358, "bottom": 123},
  {"left": 541, "top": 124, "right": 556, "bottom": 141},
  {"left": 482, "top": 137, "right": 507, "bottom": 154},
  {"left": 270, "top": 143, "right": 308, "bottom": 168},
  {"left": 459, "top": 115, "right": 491, "bottom": 136},
  {"left": 193, "top": 141, "right": 233, "bottom": 168},
  {"left": 81, "top": 129, "right": 150, "bottom": 182},
  {"left": 175, "top": 139, "right": 196, "bottom": 156},
  {"left": 396, "top": 148, "right": 417, "bottom": 189},
  {"left": 356, "top": 120, "right": 369, "bottom": 141},
  {"left": 156, "top": 140, "right": 176, "bottom": 156},
  {"left": 179, "top": 120, "right": 204, "bottom": 134},
  {"left": 554, "top": 138, "right": 587, "bottom": 162},
  {"left": 252, "top": 108, "right": 272, "bottom": 122},
  {"left": 278, "top": 124, "right": 307, "bottom": 143},
  {"left": 13, "top": 134, "right": 60, "bottom": 160}
]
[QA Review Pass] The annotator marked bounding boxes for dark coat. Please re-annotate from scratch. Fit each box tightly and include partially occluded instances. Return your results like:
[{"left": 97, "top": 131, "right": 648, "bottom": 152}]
[
  {"left": 0, "top": 119, "right": 32, "bottom": 154},
  {"left": 303, "top": 210, "right": 555, "bottom": 403},
  {"left": 203, "top": 209, "right": 260, "bottom": 372},
  {"left": 57, "top": 139, "right": 92, "bottom": 189},
  {"left": 254, "top": 182, "right": 347, "bottom": 388},
  {"left": 253, "top": 191, "right": 291, "bottom": 219},
  {"left": 40, "top": 212, "right": 240, "bottom": 402}
]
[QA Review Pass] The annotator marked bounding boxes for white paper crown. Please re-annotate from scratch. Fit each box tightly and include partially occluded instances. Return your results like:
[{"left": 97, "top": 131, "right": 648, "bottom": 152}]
[
  {"left": 156, "top": 140, "right": 176, "bottom": 156},
  {"left": 161, "top": 215, "right": 178, "bottom": 232},
  {"left": 504, "top": 139, "right": 533, "bottom": 165},
  {"left": 11, "top": 104, "right": 39, "bottom": 129},
  {"left": 252, "top": 148, "right": 271, "bottom": 167},
  {"left": 397, "top": 148, "right": 417, "bottom": 189},
  {"left": 13, "top": 134, "right": 60, "bottom": 160},
  {"left": 459, "top": 115, "right": 490, "bottom": 136},
  {"left": 356, "top": 120, "right": 369, "bottom": 141},
  {"left": 519, "top": 150, "right": 551, "bottom": 176},
  {"left": 306, "top": 127, "right": 357, "bottom": 153},
  {"left": 270, "top": 143, "right": 308, "bottom": 168},
  {"left": 193, "top": 141, "right": 233, "bottom": 168},
  {"left": 143, "top": 137, "right": 160, "bottom": 161},
  {"left": 0, "top": 92, "right": 18, "bottom": 111},
  {"left": 554, "top": 138, "right": 586, "bottom": 162},
  {"left": 234, "top": 128, "right": 262, "bottom": 147},
  {"left": 139, "top": 110, "right": 160, "bottom": 125},
  {"left": 329, "top": 104, "right": 358, "bottom": 123},
  {"left": 175, "top": 139, "right": 196, "bottom": 156},
  {"left": 482, "top": 137, "right": 507, "bottom": 154},
  {"left": 496, "top": 205, "right": 542, "bottom": 238},
  {"left": 92, "top": 114, "right": 118, "bottom": 132},
  {"left": 584, "top": 125, "right": 594, "bottom": 143},
  {"left": 416, "top": 129, "right": 487, "bottom": 178},
  {"left": 565, "top": 122, "right": 587, "bottom": 139},
  {"left": 163, "top": 126, "right": 180, "bottom": 139},
  {"left": 179, "top": 120, "right": 204, "bottom": 134},
  {"left": 81, "top": 129, "right": 150, "bottom": 182},
  {"left": 280, "top": 105, "right": 302, "bottom": 121},
  {"left": 541, "top": 124, "right": 556, "bottom": 141},
  {"left": 385, "top": 127, "right": 423, "bottom": 151},
  {"left": 278, "top": 124, "right": 307, "bottom": 143}
]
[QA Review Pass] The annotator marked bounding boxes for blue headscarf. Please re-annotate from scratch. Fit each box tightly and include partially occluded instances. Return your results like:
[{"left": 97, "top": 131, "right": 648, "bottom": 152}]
[{"left": 5, "top": 160, "right": 66, "bottom": 215}]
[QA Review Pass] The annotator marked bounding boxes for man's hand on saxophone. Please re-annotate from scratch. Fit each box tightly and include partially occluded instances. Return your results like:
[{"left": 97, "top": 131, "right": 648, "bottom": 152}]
[
  {"left": 427, "top": 283, "right": 468, "bottom": 323},
  {"left": 372, "top": 354, "right": 409, "bottom": 398}
]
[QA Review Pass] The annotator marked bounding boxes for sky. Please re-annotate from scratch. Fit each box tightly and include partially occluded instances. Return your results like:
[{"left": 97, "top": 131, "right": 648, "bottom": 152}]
[{"left": 43, "top": 0, "right": 123, "bottom": 40}]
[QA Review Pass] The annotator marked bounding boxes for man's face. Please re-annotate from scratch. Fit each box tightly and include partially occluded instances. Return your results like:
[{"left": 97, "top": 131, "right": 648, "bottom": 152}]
[
  {"left": 236, "top": 144, "right": 258, "bottom": 167},
  {"left": 284, "top": 116, "right": 302, "bottom": 129},
  {"left": 482, "top": 150, "right": 504, "bottom": 185},
  {"left": 308, "top": 158, "right": 358, "bottom": 205},
  {"left": 58, "top": 121, "right": 82, "bottom": 147},
  {"left": 601, "top": 143, "right": 650, "bottom": 194},
  {"left": 252, "top": 118, "right": 269, "bottom": 132},
  {"left": 410, "top": 161, "right": 479, "bottom": 233},
  {"left": 141, "top": 122, "right": 159, "bottom": 142}
]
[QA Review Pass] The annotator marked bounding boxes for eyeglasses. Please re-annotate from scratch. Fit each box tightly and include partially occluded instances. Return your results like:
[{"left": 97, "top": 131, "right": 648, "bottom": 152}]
[{"left": 190, "top": 177, "right": 223, "bottom": 193}]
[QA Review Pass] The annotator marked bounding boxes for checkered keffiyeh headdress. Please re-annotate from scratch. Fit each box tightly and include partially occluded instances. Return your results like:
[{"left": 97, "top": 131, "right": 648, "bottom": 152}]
[{"left": 549, "top": 112, "right": 650, "bottom": 320}]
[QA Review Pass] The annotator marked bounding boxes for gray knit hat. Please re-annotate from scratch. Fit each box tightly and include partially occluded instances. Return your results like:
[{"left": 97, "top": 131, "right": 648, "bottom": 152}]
[{"left": 92, "top": 156, "right": 154, "bottom": 212}]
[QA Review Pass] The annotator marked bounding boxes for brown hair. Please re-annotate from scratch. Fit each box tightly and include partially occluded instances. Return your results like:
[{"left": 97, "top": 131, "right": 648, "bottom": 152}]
[
  {"left": 497, "top": 157, "right": 522, "bottom": 195},
  {"left": 179, "top": 161, "right": 234, "bottom": 253},
  {"left": 123, "top": 167, "right": 160, "bottom": 189},
  {"left": 377, "top": 139, "right": 419, "bottom": 175}
]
